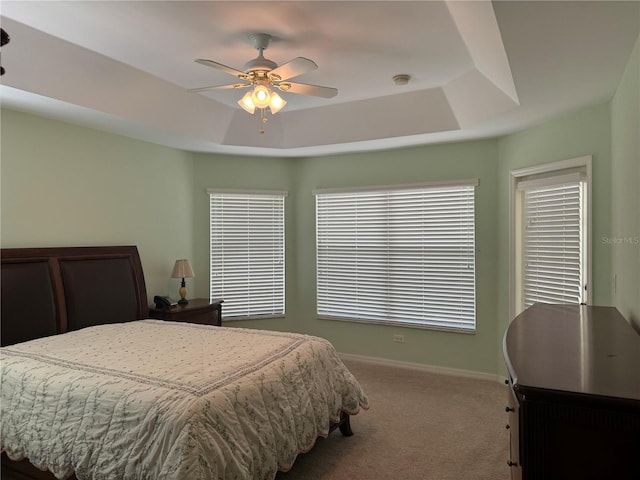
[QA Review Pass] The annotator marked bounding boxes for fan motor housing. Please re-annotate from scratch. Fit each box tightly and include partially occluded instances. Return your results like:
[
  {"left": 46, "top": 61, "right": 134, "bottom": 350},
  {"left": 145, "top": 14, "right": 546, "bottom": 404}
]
[{"left": 243, "top": 56, "right": 277, "bottom": 73}]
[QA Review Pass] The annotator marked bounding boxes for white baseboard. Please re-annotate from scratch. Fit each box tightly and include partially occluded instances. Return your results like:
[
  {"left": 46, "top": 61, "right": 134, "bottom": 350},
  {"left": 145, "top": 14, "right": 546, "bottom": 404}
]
[{"left": 338, "top": 352, "right": 503, "bottom": 383}]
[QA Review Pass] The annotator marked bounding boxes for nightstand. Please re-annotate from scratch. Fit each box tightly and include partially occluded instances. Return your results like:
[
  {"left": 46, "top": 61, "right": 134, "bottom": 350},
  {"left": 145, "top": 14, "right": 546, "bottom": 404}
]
[{"left": 148, "top": 298, "right": 223, "bottom": 326}]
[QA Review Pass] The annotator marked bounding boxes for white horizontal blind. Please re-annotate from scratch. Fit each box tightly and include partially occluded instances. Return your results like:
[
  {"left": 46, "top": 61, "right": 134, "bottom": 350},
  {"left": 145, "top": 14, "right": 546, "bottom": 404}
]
[
  {"left": 209, "top": 191, "right": 286, "bottom": 318},
  {"left": 523, "top": 181, "right": 584, "bottom": 307},
  {"left": 316, "top": 184, "right": 476, "bottom": 332}
]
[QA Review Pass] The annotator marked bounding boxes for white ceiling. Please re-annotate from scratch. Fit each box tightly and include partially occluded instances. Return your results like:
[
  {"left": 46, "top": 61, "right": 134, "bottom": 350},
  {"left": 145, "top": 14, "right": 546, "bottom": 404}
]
[{"left": 1, "top": 1, "right": 638, "bottom": 158}]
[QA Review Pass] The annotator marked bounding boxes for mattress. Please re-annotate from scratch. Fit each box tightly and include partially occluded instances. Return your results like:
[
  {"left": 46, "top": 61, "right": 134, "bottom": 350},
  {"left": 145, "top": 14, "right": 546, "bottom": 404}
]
[{"left": 1, "top": 320, "right": 369, "bottom": 480}]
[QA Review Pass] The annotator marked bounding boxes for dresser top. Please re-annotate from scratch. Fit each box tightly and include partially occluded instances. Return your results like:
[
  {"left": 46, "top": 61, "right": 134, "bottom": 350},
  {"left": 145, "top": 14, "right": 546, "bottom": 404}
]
[{"left": 504, "top": 304, "right": 640, "bottom": 402}]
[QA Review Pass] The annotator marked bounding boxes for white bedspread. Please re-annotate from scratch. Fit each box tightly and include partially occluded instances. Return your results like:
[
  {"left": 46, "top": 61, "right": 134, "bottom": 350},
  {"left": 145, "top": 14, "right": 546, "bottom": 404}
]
[{"left": 0, "top": 320, "right": 368, "bottom": 480}]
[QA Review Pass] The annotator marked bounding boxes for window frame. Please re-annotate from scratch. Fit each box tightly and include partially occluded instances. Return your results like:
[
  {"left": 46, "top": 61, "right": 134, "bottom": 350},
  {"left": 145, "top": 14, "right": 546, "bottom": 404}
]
[
  {"left": 314, "top": 180, "right": 478, "bottom": 333},
  {"left": 208, "top": 188, "right": 287, "bottom": 321},
  {"left": 509, "top": 156, "right": 592, "bottom": 319}
]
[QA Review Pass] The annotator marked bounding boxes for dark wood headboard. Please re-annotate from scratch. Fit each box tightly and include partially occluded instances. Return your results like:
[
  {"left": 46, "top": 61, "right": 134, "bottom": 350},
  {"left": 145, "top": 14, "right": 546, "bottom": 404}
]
[{"left": 1, "top": 245, "right": 148, "bottom": 347}]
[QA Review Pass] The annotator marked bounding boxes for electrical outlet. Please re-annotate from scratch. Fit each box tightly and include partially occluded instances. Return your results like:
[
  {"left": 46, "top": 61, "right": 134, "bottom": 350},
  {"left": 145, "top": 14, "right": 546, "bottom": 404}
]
[{"left": 393, "top": 334, "right": 405, "bottom": 343}]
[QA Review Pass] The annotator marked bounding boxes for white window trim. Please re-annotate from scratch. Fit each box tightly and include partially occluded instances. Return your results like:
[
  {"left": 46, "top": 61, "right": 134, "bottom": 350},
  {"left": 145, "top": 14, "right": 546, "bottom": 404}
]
[
  {"left": 313, "top": 178, "right": 479, "bottom": 195},
  {"left": 508, "top": 156, "right": 592, "bottom": 320},
  {"left": 208, "top": 188, "right": 287, "bottom": 321},
  {"left": 207, "top": 188, "right": 289, "bottom": 197},
  {"left": 315, "top": 180, "right": 478, "bottom": 333}
]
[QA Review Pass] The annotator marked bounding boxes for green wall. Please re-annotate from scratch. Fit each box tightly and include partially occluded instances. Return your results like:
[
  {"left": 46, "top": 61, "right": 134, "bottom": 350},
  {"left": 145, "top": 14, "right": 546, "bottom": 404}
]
[
  {"left": 0, "top": 109, "right": 195, "bottom": 301},
  {"left": 190, "top": 152, "right": 299, "bottom": 332},
  {"left": 2, "top": 39, "right": 637, "bottom": 374},
  {"left": 190, "top": 140, "right": 500, "bottom": 374},
  {"left": 611, "top": 36, "right": 640, "bottom": 331},
  {"left": 292, "top": 142, "right": 500, "bottom": 374}
]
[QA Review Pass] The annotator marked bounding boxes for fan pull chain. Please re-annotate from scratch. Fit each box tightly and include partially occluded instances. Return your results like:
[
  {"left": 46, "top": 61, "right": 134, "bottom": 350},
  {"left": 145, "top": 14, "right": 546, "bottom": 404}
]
[{"left": 259, "top": 108, "right": 268, "bottom": 134}]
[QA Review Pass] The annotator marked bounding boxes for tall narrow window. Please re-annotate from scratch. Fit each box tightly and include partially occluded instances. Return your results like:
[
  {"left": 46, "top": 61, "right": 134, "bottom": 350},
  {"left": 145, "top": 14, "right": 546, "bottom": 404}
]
[
  {"left": 511, "top": 157, "right": 591, "bottom": 316},
  {"left": 315, "top": 181, "right": 477, "bottom": 332},
  {"left": 522, "top": 181, "right": 585, "bottom": 306},
  {"left": 209, "top": 189, "right": 286, "bottom": 319}
]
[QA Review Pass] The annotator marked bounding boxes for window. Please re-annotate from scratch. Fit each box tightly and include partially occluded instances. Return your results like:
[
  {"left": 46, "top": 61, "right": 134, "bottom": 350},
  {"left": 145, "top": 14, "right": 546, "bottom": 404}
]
[
  {"left": 315, "top": 181, "right": 477, "bottom": 332},
  {"left": 510, "top": 156, "right": 591, "bottom": 316},
  {"left": 209, "top": 189, "right": 286, "bottom": 319}
]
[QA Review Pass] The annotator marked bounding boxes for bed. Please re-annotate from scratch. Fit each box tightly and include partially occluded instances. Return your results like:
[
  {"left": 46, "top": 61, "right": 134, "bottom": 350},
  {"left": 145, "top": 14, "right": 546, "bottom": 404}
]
[{"left": 0, "top": 246, "right": 369, "bottom": 480}]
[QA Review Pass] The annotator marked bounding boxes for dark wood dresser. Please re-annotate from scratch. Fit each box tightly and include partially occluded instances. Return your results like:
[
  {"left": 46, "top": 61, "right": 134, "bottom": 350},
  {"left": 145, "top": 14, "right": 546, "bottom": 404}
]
[{"left": 503, "top": 303, "right": 640, "bottom": 480}]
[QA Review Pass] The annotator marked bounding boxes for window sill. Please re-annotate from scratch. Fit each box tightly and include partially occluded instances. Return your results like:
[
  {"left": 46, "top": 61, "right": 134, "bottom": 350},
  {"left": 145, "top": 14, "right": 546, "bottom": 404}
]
[
  {"left": 223, "top": 314, "right": 286, "bottom": 322},
  {"left": 317, "top": 315, "right": 475, "bottom": 334}
]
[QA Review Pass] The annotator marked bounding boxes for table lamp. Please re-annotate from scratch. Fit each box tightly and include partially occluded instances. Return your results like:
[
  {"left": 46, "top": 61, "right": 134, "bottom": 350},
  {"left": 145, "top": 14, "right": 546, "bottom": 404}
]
[{"left": 171, "top": 259, "right": 195, "bottom": 305}]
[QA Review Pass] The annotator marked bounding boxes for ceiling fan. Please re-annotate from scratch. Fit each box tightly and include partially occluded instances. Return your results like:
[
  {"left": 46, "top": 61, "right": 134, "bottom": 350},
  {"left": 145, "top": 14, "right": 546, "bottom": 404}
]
[{"left": 190, "top": 33, "right": 337, "bottom": 116}]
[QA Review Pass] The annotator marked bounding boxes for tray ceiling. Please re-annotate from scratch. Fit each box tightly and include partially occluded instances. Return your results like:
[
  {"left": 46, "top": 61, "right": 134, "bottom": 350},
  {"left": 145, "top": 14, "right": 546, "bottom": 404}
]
[{"left": 1, "top": 1, "right": 638, "bottom": 157}]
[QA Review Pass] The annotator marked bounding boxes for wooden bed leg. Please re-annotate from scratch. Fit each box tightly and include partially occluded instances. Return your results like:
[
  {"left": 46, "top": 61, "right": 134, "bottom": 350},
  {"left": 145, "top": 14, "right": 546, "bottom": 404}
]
[{"left": 338, "top": 411, "right": 354, "bottom": 437}]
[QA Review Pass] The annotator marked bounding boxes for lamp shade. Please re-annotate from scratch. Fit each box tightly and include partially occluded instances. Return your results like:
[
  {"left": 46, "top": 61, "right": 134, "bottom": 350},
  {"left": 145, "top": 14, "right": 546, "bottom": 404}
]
[
  {"left": 171, "top": 259, "right": 195, "bottom": 278},
  {"left": 238, "top": 91, "right": 256, "bottom": 114},
  {"left": 269, "top": 91, "right": 286, "bottom": 114},
  {"left": 251, "top": 85, "right": 271, "bottom": 109},
  {"left": 238, "top": 87, "right": 287, "bottom": 115}
]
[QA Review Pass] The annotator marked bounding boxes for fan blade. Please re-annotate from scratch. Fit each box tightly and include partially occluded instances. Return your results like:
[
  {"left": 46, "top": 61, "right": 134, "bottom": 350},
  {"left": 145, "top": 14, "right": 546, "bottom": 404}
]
[
  {"left": 278, "top": 81, "right": 337, "bottom": 98},
  {"left": 270, "top": 57, "right": 317, "bottom": 81},
  {"left": 189, "top": 83, "right": 251, "bottom": 93},
  {"left": 195, "top": 58, "right": 247, "bottom": 78}
]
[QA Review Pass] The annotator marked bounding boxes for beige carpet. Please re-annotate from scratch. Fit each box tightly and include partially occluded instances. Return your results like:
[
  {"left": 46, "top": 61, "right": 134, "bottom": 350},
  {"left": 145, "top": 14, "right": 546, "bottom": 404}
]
[{"left": 276, "top": 358, "right": 511, "bottom": 480}]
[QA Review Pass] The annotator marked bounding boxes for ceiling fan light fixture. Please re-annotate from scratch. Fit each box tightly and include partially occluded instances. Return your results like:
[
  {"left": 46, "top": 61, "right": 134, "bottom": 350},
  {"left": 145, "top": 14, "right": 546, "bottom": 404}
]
[
  {"left": 192, "top": 32, "right": 337, "bottom": 128},
  {"left": 238, "top": 87, "right": 286, "bottom": 115},
  {"left": 238, "top": 91, "right": 256, "bottom": 114}
]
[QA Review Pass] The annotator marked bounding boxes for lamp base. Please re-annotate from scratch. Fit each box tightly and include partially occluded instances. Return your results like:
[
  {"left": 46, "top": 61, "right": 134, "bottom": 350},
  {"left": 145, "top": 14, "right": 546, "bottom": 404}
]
[{"left": 178, "top": 284, "right": 188, "bottom": 305}]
